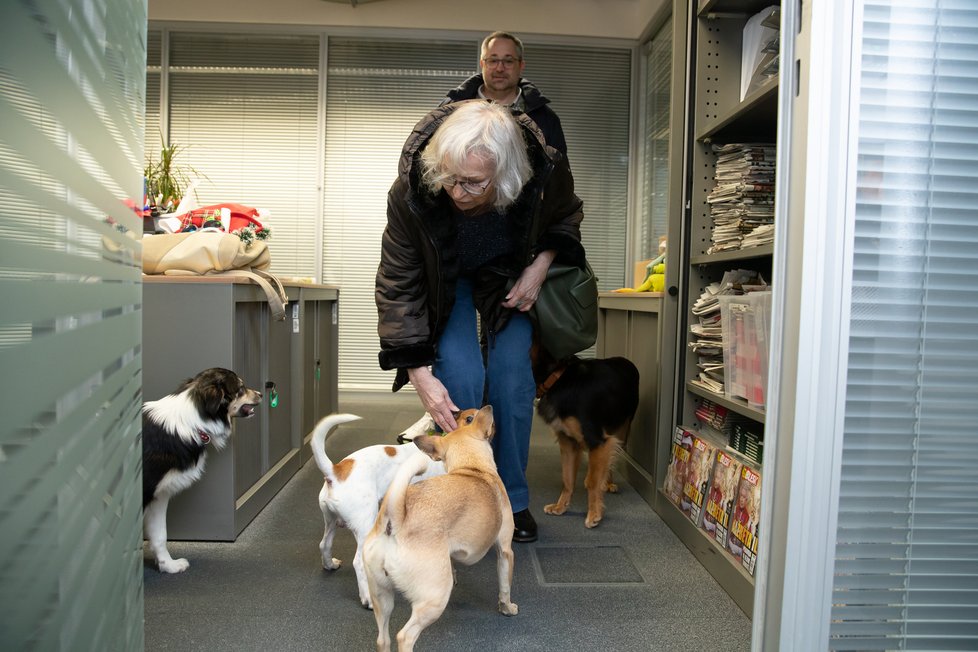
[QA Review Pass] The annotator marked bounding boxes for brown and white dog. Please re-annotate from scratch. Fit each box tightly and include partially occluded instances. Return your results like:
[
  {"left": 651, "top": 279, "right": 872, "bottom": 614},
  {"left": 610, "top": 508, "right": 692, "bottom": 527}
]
[
  {"left": 142, "top": 368, "right": 262, "bottom": 572},
  {"left": 310, "top": 409, "right": 478, "bottom": 609},
  {"left": 533, "top": 345, "right": 640, "bottom": 529},
  {"left": 364, "top": 405, "right": 517, "bottom": 652}
]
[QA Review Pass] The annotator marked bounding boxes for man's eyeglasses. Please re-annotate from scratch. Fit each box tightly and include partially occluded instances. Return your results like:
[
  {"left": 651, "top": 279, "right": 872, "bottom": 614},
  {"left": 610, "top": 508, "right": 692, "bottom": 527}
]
[
  {"left": 483, "top": 56, "right": 521, "bottom": 69},
  {"left": 445, "top": 177, "right": 491, "bottom": 196}
]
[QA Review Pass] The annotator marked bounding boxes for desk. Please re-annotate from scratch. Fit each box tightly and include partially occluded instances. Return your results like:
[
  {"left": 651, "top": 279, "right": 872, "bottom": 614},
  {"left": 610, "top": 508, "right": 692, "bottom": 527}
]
[{"left": 142, "top": 276, "right": 339, "bottom": 540}]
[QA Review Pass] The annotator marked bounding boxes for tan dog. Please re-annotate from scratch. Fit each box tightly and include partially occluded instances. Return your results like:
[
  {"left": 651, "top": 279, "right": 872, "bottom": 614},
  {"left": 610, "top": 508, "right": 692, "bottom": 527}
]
[
  {"left": 311, "top": 409, "right": 478, "bottom": 609},
  {"left": 363, "top": 405, "right": 517, "bottom": 652}
]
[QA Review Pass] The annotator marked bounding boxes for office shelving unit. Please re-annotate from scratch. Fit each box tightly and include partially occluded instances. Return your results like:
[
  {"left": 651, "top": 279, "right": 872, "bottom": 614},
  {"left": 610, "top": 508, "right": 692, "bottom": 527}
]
[{"left": 655, "top": 0, "right": 781, "bottom": 616}]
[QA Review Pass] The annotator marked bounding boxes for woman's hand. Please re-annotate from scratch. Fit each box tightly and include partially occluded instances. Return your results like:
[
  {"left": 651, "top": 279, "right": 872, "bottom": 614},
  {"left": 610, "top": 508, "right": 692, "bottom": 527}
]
[
  {"left": 503, "top": 249, "right": 556, "bottom": 312},
  {"left": 407, "top": 366, "right": 459, "bottom": 432}
]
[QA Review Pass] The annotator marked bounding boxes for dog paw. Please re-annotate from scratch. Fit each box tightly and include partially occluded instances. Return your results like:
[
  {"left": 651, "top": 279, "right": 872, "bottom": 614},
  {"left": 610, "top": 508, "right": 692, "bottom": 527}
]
[
  {"left": 159, "top": 558, "right": 190, "bottom": 573},
  {"left": 606, "top": 482, "right": 619, "bottom": 493},
  {"left": 323, "top": 557, "right": 342, "bottom": 571},
  {"left": 499, "top": 601, "right": 519, "bottom": 616},
  {"left": 584, "top": 514, "right": 603, "bottom": 529},
  {"left": 543, "top": 502, "right": 567, "bottom": 515}
]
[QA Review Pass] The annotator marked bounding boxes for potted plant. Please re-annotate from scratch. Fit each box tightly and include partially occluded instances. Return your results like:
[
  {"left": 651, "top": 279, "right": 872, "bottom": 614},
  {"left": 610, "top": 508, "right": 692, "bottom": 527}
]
[{"left": 144, "top": 134, "right": 201, "bottom": 215}]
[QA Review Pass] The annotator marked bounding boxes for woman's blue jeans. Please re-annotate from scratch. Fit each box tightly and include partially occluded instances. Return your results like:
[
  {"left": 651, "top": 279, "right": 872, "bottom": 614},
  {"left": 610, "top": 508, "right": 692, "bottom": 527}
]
[{"left": 432, "top": 276, "right": 535, "bottom": 512}]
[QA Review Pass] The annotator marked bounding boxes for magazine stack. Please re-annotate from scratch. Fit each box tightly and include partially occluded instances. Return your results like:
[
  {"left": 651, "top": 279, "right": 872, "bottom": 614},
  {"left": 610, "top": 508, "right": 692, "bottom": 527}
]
[{"left": 664, "top": 425, "right": 763, "bottom": 577}]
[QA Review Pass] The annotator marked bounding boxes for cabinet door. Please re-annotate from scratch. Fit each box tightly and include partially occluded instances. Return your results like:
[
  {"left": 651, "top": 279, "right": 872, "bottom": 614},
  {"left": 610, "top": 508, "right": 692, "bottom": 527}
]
[
  {"left": 299, "top": 300, "right": 318, "bottom": 440},
  {"left": 312, "top": 300, "right": 339, "bottom": 418},
  {"left": 265, "top": 305, "right": 294, "bottom": 468},
  {"left": 598, "top": 306, "right": 660, "bottom": 480},
  {"left": 233, "top": 301, "right": 263, "bottom": 499}
]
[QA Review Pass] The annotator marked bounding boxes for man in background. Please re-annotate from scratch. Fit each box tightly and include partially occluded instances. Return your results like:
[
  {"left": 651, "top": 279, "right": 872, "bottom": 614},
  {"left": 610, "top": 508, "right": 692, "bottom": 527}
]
[{"left": 442, "top": 31, "right": 568, "bottom": 159}]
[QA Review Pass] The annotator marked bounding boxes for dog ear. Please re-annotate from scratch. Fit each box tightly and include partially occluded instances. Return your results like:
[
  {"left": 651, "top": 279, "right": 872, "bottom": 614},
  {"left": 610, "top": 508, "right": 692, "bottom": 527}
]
[
  {"left": 413, "top": 435, "right": 444, "bottom": 461},
  {"left": 474, "top": 405, "right": 495, "bottom": 441},
  {"left": 202, "top": 382, "right": 227, "bottom": 416}
]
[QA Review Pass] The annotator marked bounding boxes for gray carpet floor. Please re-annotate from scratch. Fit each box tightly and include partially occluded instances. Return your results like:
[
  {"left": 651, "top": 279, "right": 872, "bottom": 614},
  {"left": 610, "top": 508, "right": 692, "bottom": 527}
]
[{"left": 144, "top": 391, "right": 752, "bottom": 651}]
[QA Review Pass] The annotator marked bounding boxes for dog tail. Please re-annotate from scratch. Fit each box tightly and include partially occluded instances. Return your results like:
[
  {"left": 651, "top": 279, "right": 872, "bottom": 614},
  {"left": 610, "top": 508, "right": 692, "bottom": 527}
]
[
  {"left": 381, "top": 451, "right": 430, "bottom": 534},
  {"left": 310, "top": 413, "right": 362, "bottom": 480}
]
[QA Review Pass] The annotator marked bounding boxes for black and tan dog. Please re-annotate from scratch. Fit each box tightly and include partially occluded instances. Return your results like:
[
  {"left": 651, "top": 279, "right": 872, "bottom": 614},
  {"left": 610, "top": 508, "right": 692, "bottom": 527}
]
[{"left": 533, "top": 344, "right": 640, "bottom": 528}]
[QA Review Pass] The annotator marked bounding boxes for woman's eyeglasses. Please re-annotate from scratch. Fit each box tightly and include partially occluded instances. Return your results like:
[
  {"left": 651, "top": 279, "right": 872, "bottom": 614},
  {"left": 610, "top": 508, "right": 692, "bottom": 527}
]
[{"left": 444, "top": 177, "right": 491, "bottom": 196}]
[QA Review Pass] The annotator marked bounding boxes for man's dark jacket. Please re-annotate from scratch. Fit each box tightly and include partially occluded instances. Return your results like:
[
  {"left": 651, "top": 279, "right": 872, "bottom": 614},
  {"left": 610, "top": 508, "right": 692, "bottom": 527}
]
[
  {"left": 375, "top": 100, "right": 584, "bottom": 391},
  {"left": 441, "top": 74, "right": 568, "bottom": 158}
]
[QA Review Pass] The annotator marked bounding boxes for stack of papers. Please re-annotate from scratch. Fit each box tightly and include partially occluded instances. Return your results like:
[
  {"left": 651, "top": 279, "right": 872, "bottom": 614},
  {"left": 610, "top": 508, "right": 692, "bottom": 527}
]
[
  {"left": 707, "top": 144, "right": 776, "bottom": 254},
  {"left": 688, "top": 270, "right": 768, "bottom": 395}
]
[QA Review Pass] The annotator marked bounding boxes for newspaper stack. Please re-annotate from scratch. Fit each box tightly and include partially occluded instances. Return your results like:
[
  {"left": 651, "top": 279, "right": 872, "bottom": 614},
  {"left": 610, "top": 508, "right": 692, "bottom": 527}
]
[
  {"left": 689, "top": 283, "right": 725, "bottom": 394},
  {"left": 688, "top": 269, "right": 768, "bottom": 395},
  {"left": 707, "top": 144, "right": 776, "bottom": 254}
]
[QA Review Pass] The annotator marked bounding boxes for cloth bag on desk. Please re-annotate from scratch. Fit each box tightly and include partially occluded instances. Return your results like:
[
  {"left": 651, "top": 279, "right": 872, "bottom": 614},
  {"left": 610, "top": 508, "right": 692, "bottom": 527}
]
[
  {"left": 142, "top": 231, "right": 288, "bottom": 321},
  {"left": 529, "top": 260, "right": 599, "bottom": 360}
]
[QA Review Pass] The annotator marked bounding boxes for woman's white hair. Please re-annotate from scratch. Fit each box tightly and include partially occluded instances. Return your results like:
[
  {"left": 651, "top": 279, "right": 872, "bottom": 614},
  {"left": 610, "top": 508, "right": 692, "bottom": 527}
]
[{"left": 420, "top": 102, "right": 532, "bottom": 211}]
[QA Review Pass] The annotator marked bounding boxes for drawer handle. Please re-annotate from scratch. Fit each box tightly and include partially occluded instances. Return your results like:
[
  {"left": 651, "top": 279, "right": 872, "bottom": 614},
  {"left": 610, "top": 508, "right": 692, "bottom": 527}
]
[{"left": 265, "top": 381, "right": 279, "bottom": 408}]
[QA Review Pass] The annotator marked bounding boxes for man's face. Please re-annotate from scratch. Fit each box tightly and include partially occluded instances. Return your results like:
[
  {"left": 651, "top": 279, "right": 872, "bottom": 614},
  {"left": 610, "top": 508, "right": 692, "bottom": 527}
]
[{"left": 480, "top": 37, "right": 525, "bottom": 96}]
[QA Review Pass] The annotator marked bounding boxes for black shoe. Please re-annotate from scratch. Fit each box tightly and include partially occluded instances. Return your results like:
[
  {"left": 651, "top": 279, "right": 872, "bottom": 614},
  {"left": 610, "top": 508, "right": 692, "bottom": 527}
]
[{"left": 513, "top": 509, "right": 538, "bottom": 543}]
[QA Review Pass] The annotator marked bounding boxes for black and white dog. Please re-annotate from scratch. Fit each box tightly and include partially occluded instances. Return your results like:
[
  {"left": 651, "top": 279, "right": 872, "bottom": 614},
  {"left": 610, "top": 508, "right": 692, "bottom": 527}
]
[{"left": 142, "top": 368, "right": 262, "bottom": 573}]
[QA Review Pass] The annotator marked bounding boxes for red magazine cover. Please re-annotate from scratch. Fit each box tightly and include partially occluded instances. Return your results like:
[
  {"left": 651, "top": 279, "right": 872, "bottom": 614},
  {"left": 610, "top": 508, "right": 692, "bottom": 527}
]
[
  {"left": 681, "top": 435, "right": 715, "bottom": 526},
  {"left": 728, "top": 465, "right": 762, "bottom": 576},
  {"left": 662, "top": 427, "right": 694, "bottom": 507},
  {"left": 701, "top": 449, "right": 741, "bottom": 548}
]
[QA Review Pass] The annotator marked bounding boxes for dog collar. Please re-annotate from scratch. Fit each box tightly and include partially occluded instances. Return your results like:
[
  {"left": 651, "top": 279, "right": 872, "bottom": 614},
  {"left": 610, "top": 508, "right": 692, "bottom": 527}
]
[
  {"left": 536, "top": 366, "right": 566, "bottom": 399},
  {"left": 197, "top": 430, "right": 211, "bottom": 445}
]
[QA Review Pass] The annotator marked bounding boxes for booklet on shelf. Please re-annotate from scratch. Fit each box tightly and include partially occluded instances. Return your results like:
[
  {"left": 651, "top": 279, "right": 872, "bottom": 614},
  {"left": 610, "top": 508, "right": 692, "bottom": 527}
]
[
  {"left": 662, "top": 426, "right": 694, "bottom": 508},
  {"left": 681, "top": 434, "right": 716, "bottom": 527},
  {"left": 701, "top": 449, "right": 742, "bottom": 549},
  {"left": 728, "top": 465, "right": 762, "bottom": 576}
]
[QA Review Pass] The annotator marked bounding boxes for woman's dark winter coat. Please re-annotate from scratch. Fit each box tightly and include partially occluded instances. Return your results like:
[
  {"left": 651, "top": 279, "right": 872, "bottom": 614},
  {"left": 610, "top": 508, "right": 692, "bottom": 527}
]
[{"left": 375, "top": 100, "right": 585, "bottom": 391}]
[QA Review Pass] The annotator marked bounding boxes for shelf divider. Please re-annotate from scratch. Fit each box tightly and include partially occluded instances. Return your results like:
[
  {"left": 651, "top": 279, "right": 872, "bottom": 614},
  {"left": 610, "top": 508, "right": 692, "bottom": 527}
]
[
  {"left": 687, "top": 382, "right": 766, "bottom": 424},
  {"left": 696, "top": 77, "right": 779, "bottom": 142}
]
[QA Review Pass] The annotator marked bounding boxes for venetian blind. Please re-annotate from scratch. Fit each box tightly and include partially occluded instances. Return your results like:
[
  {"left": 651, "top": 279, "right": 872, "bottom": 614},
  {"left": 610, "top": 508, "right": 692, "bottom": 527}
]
[
  {"left": 145, "top": 29, "right": 162, "bottom": 158},
  {"left": 641, "top": 18, "right": 672, "bottom": 260},
  {"left": 525, "top": 44, "right": 632, "bottom": 291},
  {"left": 0, "top": 0, "right": 145, "bottom": 647},
  {"left": 167, "top": 32, "right": 321, "bottom": 278},
  {"left": 829, "top": 1, "right": 978, "bottom": 648},
  {"left": 321, "top": 37, "right": 476, "bottom": 390}
]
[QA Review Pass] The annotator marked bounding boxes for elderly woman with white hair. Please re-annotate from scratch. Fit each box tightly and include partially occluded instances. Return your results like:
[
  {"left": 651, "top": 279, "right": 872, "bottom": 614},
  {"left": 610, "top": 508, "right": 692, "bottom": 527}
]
[{"left": 375, "top": 100, "right": 585, "bottom": 543}]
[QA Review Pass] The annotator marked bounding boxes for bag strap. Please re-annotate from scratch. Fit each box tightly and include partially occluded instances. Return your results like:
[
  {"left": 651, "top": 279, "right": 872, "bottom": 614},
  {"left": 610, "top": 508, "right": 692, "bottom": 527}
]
[{"left": 206, "top": 269, "right": 289, "bottom": 321}]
